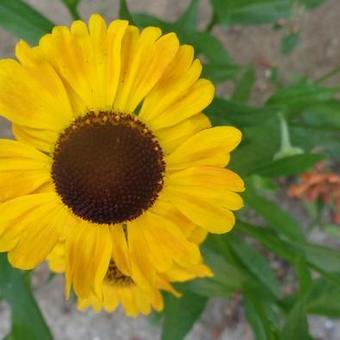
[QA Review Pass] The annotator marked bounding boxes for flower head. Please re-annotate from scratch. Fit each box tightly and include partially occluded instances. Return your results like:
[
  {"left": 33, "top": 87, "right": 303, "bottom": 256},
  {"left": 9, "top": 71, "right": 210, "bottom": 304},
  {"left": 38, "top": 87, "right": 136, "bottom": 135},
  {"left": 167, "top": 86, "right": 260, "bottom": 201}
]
[
  {"left": 48, "top": 242, "right": 211, "bottom": 316},
  {"left": 0, "top": 14, "right": 244, "bottom": 301}
]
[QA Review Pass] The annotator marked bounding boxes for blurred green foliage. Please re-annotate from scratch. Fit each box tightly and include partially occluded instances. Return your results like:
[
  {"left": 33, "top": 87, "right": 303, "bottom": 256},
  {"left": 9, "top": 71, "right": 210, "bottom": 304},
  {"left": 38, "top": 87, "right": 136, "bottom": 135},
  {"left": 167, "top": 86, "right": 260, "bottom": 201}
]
[{"left": 0, "top": 0, "right": 340, "bottom": 339}]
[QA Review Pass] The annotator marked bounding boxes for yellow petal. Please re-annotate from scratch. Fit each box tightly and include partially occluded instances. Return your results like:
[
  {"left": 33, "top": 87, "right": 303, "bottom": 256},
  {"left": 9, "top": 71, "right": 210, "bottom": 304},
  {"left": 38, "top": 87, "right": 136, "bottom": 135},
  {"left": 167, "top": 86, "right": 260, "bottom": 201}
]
[
  {"left": 102, "top": 284, "right": 119, "bottom": 312},
  {"left": 12, "top": 125, "right": 59, "bottom": 154},
  {"left": 0, "top": 139, "right": 52, "bottom": 202},
  {"left": 0, "top": 171, "right": 51, "bottom": 203},
  {"left": 168, "top": 183, "right": 244, "bottom": 211},
  {"left": 16, "top": 39, "right": 83, "bottom": 118},
  {"left": 8, "top": 203, "right": 67, "bottom": 269},
  {"left": 47, "top": 242, "right": 66, "bottom": 273},
  {"left": 157, "top": 277, "right": 181, "bottom": 298},
  {"left": 141, "top": 225, "right": 173, "bottom": 272},
  {"left": 117, "top": 287, "right": 138, "bottom": 317},
  {"left": 65, "top": 222, "right": 112, "bottom": 299},
  {"left": 188, "top": 227, "right": 208, "bottom": 245},
  {"left": 134, "top": 287, "right": 153, "bottom": 315},
  {"left": 169, "top": 166, "right": 245, "bottom": 192},
  {"left": 39, "top": 16, "right": 129, "bottom": 111},
  {"left": 0, "top": 54, "right": 73, "bottom": 130},
  {"left": 159, "top": 44, "right": 194, "bottom": 82},
  {"left": 166, "top": 126, "right": 242, "bottom": 169},
  {"left": 114, "top": 27, "right": 179, "bottom": 113},
  {"left": 139, "top": 45, "right": 201, "bottom": 122},
  {"left": 150, "top": 289, "right": 165, "bottom": 311},
  {"left": 151, "top": 198, "right": 196, "bottom": 238},
  {"left": 162, "top": 187, "right": 236, "bottom": 233},
  {"left": 155, "top": 113, "right": 211, "bottom": 154},
  {"left": 164, "top": 262, "right": 213, "bottom": 282},
  {"left": 127, "top": 220, "right": 156, "bottom": 289},
  {"left": 145, "top": 79, "right": 214, "bottom": 130},
  {"left": 0, "top": 193, "right": 62, "bottom": 268},
  {"left": 110, "top": 225, "right": 131, "bottom": 276},
  {"left": 139, "top": 211, "right": 202, "bottom": 268},
  {"left": 0, "top": 139, "right": 50, "bottom": 170}
]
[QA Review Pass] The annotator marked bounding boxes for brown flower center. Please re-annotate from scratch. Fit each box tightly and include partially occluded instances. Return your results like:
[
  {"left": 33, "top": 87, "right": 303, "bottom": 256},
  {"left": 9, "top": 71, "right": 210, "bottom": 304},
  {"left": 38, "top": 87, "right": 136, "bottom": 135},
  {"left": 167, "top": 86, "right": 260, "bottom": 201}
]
[
  {"left": 52, "top": 112, "right": 165, "bottom": 224},
  {"left": 105, "top": 261, "right": 134, "bottom": 287}
]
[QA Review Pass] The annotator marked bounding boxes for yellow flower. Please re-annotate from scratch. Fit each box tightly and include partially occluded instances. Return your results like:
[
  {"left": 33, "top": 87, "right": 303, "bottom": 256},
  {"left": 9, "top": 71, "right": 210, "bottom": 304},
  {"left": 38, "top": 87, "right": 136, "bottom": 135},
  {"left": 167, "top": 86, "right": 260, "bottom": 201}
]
[
  {"left": 0, "top": 15, "right": 244, "bottom": 299},
  {"left": 47, "top": 243, "right": 212, "bottom": 316}
]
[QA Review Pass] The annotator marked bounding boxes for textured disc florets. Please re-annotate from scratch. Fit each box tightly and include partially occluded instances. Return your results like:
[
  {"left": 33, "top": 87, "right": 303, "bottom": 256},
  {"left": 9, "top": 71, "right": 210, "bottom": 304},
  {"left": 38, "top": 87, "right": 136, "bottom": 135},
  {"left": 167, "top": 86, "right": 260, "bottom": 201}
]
[
  {"left": 52, "top": 111, "right": 165, "bottom": 224},
  {"left": 105, "top": 261, "right": 134, "bottom": 287}
]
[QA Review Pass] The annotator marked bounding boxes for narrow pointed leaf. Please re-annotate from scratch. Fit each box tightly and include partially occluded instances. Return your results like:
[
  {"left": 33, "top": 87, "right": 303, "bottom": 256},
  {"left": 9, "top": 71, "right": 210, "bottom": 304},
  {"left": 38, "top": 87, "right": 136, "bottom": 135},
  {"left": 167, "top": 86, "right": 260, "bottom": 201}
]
[
  {"left": 0, "top": 254, "right": 52, "bottom": 340},
  {"left": 0, "top": 0, "right": 54, "bottom": 44},
  {"left": 162, "top": 291, "right": 207, "bottom": 340}
]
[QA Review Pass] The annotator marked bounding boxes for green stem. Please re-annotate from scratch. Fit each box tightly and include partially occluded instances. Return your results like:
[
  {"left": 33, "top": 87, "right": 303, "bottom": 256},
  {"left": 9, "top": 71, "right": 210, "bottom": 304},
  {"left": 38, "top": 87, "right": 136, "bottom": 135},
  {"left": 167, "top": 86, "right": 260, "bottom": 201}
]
[{"left": 206, "top": 12, "right": 217, "bottom": 32}]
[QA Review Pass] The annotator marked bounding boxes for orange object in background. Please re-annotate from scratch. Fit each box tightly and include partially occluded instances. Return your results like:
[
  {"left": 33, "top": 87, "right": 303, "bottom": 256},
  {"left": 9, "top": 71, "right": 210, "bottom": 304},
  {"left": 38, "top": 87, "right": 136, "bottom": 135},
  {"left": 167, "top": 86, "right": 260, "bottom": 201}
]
[{"left": 288, "top": 162, "right": 340, "bottom": 224}]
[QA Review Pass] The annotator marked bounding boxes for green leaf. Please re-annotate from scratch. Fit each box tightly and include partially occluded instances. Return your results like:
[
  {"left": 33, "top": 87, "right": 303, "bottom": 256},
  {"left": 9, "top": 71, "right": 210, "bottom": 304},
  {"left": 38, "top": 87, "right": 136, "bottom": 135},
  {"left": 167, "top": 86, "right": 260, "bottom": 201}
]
[
  {"left": 251, "top": 153, "right": 324, "bottom": 178},
  {"left": 244, "top": 185, "right": 305, "bottom": 241},
  {"left": 237, "top": 221, "right": 302, "bottom": 264},
  {"left": 175, "top": 0, "right": 199, "bottom": 32},
  {"left": 191, "top": 31, "right": 233, "bottom": 64},
  {"left": 267, "top": 81, "right": 338, "bottom": 118},
  {"left": 0, "top": 0, "right": 54, "bottom": 44},
  {"left": 244, "top": 297, "right": 268, "bottom": 340},
  {"left": 61, "top": 0, "right": 80, "bottom": 6},
  {"left": 297, "top": 100, "right": 340, "bottom": 130},
  {"left": 281, "top": 32, "right": 299, "bottom": 55},
  {"left": 183, "top": 277, "right": 236, "bottom": 298},
  {"left": 60, "top": 0, "right": 81, "bottom": 20},
  {"left": 294, "top": 256, "right": 312, "bottom": 295},
  {"left": 132, "top": 13, "right": 165, "bottom": 28},
  {"left": 229, "top": 235, "right": 281, "bottom": 298},
  {"left": 206, "top": 235, "right": 280, "bottom": 303},
  {"left": 119, "top": 0, "right": 134, "bottom": 24},
  {"left": 207, "top": 97, "right": 279, "bottom": 127},
  {"left": 0, "top": 254, "right": 52, "bottom": 340},
  {"left": 280, "top": 300, "right": 310, "bottom": 340},
  {"left": 230, "top": 118, "right": 280, "bottom": 175},
  {"left": 183, "top": 243, "right": 247, "bottom": 298},
  {"left": 161, "top": 291, "right": 207, "bottom": 340},
  {"left": 288, "top": 100, "right": 340, "bottom": 160},
  {"left": 232, "top": 65, "right": 256, "bottom": 102},
  {"left": 202, "top": 63, "right": 241, "bottom": 83},
  {"left": 297, "top": 243, "right": 340, "bottom": 274},
  {"left": 211, "top": 0, "right": 291, "bottom": 26},
  {"left": 305, "top": 277, "right": 340, "bottom": 317},
  {"left": 241, "top": 223, "right": 340, "bottom": 287},
  {"left": 244, "top": 295, "right": 279, "bottom": 340},
  {"left": 202, "top": 246, "right": 248, "bottom": 291}
]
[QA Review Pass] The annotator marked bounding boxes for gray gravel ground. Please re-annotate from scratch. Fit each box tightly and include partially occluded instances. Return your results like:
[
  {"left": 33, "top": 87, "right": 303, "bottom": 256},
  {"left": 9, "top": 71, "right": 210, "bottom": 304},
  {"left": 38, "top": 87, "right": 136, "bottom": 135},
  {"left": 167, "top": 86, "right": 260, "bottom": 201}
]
[{"left": 1, "top": 0, "right": 340, "bottom": 339}]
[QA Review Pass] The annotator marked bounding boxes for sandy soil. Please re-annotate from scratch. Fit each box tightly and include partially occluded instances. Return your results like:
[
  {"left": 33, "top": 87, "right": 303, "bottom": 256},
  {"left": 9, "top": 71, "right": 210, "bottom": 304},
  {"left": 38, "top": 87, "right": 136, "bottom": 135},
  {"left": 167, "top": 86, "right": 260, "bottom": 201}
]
[{"left": 0, "top": 0, "right": 340, "bottom": 339}]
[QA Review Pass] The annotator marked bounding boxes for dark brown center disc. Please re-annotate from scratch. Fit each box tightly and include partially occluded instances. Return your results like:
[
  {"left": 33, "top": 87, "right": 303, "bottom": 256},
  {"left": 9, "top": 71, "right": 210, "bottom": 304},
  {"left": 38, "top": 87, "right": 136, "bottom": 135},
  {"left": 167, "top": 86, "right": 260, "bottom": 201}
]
[{"left": 52, "top": 112, "right": 165, "bottom": 224}]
